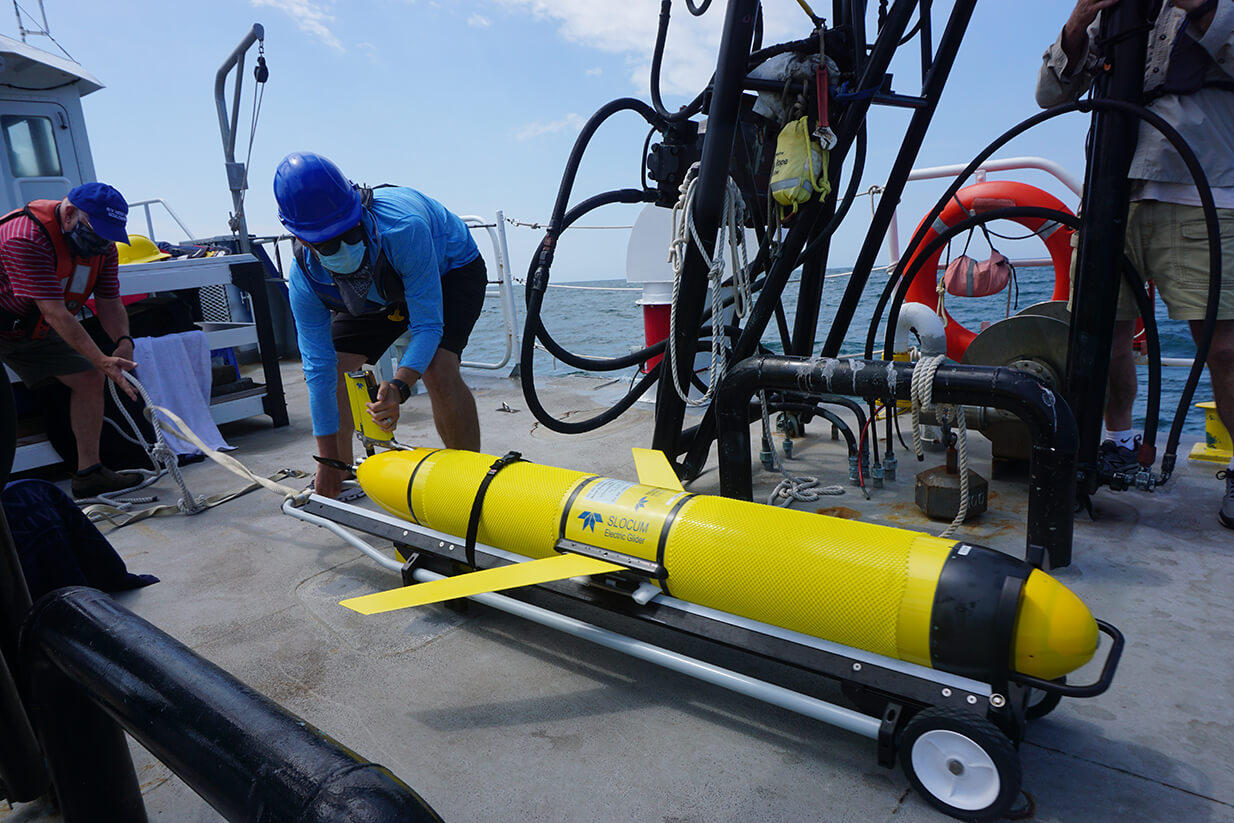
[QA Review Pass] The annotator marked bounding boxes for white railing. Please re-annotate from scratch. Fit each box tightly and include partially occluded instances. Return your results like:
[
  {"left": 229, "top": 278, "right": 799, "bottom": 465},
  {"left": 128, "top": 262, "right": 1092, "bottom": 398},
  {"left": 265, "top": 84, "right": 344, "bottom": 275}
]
[
  {"left": 460, "top": 211, "right": 520, "bottom": 373},
  {"left": 126, "top": 198, "right": 197, "bottom": 243}
]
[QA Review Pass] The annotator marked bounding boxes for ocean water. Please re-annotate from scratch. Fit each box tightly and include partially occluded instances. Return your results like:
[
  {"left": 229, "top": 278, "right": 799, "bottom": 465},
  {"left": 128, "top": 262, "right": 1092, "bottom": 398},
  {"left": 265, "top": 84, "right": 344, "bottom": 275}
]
[{"left": 465, "top": 266, "right": 1212, "bottom": 436}]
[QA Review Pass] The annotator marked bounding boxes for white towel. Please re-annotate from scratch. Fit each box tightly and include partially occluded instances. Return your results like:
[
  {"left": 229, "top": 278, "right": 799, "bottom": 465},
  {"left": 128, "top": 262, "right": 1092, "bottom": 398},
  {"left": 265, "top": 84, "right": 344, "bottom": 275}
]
[{"left": 132, "top": 331, "right": 233, "bottom": 456}]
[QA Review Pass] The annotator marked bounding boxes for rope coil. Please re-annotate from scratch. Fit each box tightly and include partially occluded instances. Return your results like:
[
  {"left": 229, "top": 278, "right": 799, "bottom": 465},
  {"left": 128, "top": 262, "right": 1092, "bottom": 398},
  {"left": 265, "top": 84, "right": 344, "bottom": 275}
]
[{"left": 759, "top": 390, "right": 845, "bottom": 507}]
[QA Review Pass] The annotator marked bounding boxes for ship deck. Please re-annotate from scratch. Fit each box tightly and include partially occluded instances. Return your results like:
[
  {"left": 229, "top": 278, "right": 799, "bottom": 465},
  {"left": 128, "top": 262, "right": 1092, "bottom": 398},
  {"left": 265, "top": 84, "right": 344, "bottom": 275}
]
[{"left": 3, "top": 358, "right": 1231, "bottom": 823}]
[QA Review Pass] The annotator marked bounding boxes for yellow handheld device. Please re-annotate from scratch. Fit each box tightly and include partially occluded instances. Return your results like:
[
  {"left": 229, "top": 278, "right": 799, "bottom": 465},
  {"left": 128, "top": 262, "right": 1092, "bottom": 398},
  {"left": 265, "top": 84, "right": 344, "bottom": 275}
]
[{"left": 345, "top": 369, "right": 394, "bottom": 446}]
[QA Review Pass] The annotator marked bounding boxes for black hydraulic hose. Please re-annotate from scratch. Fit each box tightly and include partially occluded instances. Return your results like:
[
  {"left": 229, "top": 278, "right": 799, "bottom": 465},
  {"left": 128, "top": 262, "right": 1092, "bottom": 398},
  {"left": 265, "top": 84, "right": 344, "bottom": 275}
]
[
  {"left": 1120, "top": 253, "right": 1164, "bottom": 466},
  {"left": 521, "top": 188, "right": 779, "bottom": 435},
  {"left": 768, "top": 400, "right": 859, "bottom": 459},
  {"left": 749, "top": 37, "right": 818, "bottom": 66},
  {"left": 525, "top": 188, "right": 660, "bottom": 371},
  {"left": 543, "top": 98, "right": 665, "bottom": 238},
  {"left": 652, "top": 14, "right": 809, "bottom": 124},
  {"left": 881, "top": 99, "right": 1218, "bottom": 480},
  {"left": 23, "top": 588, "right": 443, "bottom": 823},
  {"left": 520, "top": 326, "right": 663, "bottom": 435},
  {"left": 815, "top": 392, "right": 870, "bottom": 448},
  {"left": 651, "top": 1, "right": 707, "bottom": 121}
]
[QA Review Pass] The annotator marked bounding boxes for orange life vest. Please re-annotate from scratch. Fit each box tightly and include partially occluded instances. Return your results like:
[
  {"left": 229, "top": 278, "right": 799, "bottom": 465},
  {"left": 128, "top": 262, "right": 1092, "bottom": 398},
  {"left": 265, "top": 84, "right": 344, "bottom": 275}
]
[{"left": 0, "top": 199, "right": 106, "bottom": 338}]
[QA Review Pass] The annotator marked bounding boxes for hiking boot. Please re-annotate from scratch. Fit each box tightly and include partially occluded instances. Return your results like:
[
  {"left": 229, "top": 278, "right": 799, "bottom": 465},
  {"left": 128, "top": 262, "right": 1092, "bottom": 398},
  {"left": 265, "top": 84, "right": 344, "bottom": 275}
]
[
  {"left": 71, "top": 464, "right": 142, "bottom": 498},
  {"left": 1097, "top": 437, "right": 1140, "bottom": 478},
  {"left": 1218, "top": 470, "right": 1234, "bottom": 530}
]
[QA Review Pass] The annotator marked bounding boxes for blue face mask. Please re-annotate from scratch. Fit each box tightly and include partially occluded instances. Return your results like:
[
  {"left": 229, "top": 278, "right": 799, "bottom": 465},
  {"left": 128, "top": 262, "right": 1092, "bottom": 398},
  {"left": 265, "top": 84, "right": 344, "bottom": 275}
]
[{"left": 318, "top": 240, "right": 366, "bottom": 274}]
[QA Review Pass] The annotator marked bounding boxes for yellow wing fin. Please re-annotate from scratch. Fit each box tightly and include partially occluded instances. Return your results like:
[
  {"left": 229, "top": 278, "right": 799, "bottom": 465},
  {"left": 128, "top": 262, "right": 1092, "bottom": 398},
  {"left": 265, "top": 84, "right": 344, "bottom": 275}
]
[
  {"left": 340, "top": 553, "right": 623, "bottom": 615},
  {"left": 632, "top": 447, "right": 684, "bottom": 491}
]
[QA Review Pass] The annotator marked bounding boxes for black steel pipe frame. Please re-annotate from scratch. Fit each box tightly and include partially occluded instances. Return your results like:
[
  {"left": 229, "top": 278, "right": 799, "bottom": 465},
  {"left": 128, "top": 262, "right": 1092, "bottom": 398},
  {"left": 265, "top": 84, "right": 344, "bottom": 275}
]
[
  {"left": 820, "top": 0, "right": 978, "bottom": 359},
  {"left": 1065, "top": 0, "right": 1149, "bottom": 495},
  {"left": 789, "top": 0, "right": 926, "bottom": 351},
  {"left": 0, "top": 376, "right": 50, "bottom": 802},
  {"left": 651, "top": 0, "right": 760, "bottom": 455},
  {"left": 21, "top": 587, "right": 442, "bottom": 822},
  {"left": 716, "top": 356, "right": 1078, "bottom": 569}
]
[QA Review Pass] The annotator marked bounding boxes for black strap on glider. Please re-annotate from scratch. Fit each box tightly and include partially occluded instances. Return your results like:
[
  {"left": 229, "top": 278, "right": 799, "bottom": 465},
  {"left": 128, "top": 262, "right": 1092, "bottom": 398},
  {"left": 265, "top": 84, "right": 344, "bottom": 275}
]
[{"left": 463, "top": 451, "right": 526, "bottom": 569}]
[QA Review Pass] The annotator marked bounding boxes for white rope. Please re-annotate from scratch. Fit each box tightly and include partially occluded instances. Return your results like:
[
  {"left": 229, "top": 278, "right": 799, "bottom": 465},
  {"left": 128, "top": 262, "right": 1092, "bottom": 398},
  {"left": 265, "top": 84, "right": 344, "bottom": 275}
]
[
  {"left": 759, "top": 390, "right": 845, "bottom": 507},
  {"left": 909, "top": 355, "right": 969, "bottom": 538},
  {"left": 106, "top": 375, "right": 200, "bottom": 512},
  {"left": 81, "top": 372, "right": 309, "bottom": 527},
  {"left": 666, "top": 164, "right": 751, "bottom": 406},
  {"left": 142, "top": 400, "right": 310, "bottom": 507}
]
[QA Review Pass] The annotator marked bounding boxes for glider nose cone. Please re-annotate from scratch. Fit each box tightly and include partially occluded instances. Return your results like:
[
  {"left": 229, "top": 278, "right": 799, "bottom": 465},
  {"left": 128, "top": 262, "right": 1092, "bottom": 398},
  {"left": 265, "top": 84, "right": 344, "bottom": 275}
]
[
  {"left": 1013, "top": 570, "right": 1099, "bottom": 681},
  {"left": 355, "top": 449, "right": 433, "bottom": 520}
]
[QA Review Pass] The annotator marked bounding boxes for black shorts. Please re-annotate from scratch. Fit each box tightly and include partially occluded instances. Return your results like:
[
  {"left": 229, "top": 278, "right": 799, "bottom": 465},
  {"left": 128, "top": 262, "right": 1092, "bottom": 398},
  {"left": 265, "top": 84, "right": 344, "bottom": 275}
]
[
  {"left": 0, "top": 332, "right": 93, "bottom": 387},
  {"left": 331, "top": 254, "right": 488, "bottom": 365}
]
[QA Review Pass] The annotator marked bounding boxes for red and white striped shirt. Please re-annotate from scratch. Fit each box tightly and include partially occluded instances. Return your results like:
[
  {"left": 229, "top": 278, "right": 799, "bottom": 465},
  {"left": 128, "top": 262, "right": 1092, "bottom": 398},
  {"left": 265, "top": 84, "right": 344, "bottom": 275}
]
[{"left": 0, "top": 211, "right": 119, "bottom": 336}]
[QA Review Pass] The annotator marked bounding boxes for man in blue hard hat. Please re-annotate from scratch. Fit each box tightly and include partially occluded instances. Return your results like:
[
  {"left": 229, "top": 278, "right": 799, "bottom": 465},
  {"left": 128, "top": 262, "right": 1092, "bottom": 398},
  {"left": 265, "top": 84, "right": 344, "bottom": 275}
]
[
  {"left": 273, "top": 152, "right": 485, "bottom": 498},
  {"left": 0, "top": 182, "right": 142, "bottom": 498}
]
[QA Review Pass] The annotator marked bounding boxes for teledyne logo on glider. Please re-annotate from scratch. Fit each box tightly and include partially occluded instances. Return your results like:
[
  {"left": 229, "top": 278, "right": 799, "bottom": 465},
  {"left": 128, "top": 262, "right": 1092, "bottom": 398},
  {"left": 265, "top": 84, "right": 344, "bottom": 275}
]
[{"left": 578, "top": 511, "right": 603, "bottom": 532}]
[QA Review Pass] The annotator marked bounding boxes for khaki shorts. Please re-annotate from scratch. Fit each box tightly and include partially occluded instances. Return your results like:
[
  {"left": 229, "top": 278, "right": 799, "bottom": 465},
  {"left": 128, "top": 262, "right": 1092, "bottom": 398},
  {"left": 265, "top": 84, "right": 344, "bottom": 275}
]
[
  {"left": 0, "top": 333, "right": 92, "bottom": 387},
  {"left": 1117, "top": 200, "right": 1234, "bottom": 322}
]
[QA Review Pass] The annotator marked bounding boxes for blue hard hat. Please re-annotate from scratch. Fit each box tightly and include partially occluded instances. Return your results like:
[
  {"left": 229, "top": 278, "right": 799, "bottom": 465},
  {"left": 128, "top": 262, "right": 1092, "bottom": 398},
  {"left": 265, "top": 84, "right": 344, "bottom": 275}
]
[{"left": 273, "top": 152, "right": 362, "bottom": 243}]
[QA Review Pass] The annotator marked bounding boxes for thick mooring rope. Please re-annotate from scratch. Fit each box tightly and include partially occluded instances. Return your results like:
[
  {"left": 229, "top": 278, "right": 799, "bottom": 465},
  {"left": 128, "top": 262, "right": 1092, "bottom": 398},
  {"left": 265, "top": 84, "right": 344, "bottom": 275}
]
[{"left": 910, "top": 355, "right": 969, "bottom": 538}]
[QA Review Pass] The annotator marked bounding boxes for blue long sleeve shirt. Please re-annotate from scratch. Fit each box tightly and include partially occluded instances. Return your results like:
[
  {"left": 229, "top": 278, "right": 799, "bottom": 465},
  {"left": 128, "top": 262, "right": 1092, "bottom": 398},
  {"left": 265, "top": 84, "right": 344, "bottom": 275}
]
[{"left": 287, "top": 187, "right": 480, "bottom": 436}]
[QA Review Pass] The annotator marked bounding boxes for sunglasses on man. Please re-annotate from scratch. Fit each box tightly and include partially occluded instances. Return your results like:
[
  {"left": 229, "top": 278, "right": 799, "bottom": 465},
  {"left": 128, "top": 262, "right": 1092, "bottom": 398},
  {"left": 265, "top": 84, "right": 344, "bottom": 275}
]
[{"left": 309, "top": 223, "right": 365, "bottom": 256}]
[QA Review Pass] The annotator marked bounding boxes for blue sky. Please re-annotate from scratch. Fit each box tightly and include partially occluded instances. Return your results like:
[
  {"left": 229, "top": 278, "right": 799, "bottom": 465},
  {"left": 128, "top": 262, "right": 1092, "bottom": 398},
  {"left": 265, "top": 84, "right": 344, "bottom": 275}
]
[{"left": 10, "top": 1, "right": 1092, "bottom": 282}]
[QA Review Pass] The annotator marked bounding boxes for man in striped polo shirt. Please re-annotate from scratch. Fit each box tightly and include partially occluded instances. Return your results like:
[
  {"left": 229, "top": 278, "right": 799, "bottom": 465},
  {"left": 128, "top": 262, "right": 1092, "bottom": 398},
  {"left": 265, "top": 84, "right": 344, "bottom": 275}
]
[{"left": 0, "top": 182, "right": 143, "bottom": 498}]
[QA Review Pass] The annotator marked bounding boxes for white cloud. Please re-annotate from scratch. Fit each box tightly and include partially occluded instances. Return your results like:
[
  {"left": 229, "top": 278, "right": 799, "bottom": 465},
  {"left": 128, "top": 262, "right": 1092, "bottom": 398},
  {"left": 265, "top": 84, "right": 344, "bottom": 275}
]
[
  {"left": 468, "top": 14, "right": 492, "bottom": 27},
  {"left": 356, "top": 42, "right": 379, "bottom": 64},
  {"left": 251, "top": 0, "right": 344, "bottom": 52},
  {"left": 488, "top": 0, "right": 806, "bottom": 96},
  {"left": 513, "top": 113, "right": 585, "bottom": 141},
  {"left": 585, "top": 67, "right": 602, "bottom": 76}
]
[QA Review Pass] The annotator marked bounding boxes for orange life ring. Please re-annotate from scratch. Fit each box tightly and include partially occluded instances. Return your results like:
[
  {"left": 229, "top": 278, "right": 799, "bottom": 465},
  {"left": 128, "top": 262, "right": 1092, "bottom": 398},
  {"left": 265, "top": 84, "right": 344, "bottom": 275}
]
[{"left": 903, "top": 180, "right": 1075, "bottom": 362}]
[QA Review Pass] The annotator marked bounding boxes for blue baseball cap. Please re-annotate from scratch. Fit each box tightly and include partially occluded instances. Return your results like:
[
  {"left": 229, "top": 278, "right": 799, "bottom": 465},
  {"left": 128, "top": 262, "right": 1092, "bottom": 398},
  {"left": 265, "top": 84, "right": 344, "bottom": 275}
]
[{"left": 67, "top": 182, "right": 129, "bottom": 244}]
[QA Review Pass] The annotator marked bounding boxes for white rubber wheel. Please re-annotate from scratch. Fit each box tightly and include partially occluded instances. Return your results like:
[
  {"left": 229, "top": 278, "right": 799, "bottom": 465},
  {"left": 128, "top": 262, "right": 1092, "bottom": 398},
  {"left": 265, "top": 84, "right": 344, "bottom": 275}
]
[{"left": 900, "top": 707, "right": 1021, "bottom": 821}]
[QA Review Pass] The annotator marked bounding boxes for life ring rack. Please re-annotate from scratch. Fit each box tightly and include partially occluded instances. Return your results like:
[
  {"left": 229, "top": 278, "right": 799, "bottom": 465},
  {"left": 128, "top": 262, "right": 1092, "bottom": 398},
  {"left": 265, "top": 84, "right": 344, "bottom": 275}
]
[{"left": 902, "top": 180, "right": 1076, "bottom": 362}]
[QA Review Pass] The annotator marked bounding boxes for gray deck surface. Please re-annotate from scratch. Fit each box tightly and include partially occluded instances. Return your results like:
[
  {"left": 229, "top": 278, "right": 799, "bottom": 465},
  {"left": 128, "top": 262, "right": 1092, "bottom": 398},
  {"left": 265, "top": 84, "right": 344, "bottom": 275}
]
[{"left": 2, "top": 360, "right": 1231, "bottom": 822}]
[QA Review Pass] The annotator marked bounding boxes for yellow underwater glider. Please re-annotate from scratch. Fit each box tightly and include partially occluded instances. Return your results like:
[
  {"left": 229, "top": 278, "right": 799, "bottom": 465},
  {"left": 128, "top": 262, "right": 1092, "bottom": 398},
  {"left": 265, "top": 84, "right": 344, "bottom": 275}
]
[{"left": 341, "top": 446, "right": 1098, "bottom": 683}]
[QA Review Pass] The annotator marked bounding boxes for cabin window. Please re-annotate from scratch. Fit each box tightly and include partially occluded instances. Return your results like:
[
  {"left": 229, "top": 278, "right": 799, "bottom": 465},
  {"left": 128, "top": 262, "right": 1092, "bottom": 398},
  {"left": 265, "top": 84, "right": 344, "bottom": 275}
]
[{"left": 2, "top": 115, "right": 63, "bottom": 179}]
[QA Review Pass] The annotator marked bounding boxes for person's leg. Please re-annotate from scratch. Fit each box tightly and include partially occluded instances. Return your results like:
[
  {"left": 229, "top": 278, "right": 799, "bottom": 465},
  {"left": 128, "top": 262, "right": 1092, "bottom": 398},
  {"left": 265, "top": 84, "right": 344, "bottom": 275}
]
[
  {"left": 1196, "top": 320, "right": 1234, "bottom": 528},
  {"left": 56, "top": 367, "right": 105, "bottom": 469},
  {"left": 1105, "top": 320, "right": 1138, "bottom": 434},
  {"left": 421, "top": 348, "right": 480, "bottom": 451},
  {"left": 1190, "top": 319, "right": 1234, "bottom": 443},
  {"left": 334, "top": 351, "right": 369, "bottom": 464}
]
